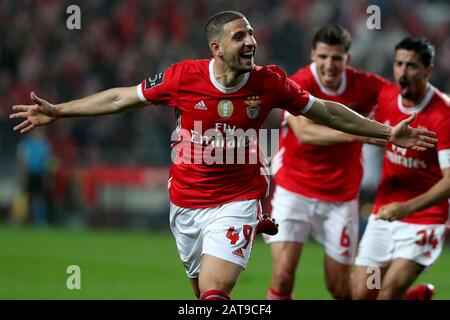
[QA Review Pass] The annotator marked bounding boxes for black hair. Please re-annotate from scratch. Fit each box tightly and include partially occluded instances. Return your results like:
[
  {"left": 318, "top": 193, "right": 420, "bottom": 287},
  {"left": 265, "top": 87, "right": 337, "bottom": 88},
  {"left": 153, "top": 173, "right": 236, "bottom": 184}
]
[
  {"left": 312, "top": 25, "right": 352, "bottom": 52},
  {"left": 395, "top": 36, "right": 435, "bottom": 66},
  {"left": 205, "top": 11, "right": 246, "bottom": 43}
]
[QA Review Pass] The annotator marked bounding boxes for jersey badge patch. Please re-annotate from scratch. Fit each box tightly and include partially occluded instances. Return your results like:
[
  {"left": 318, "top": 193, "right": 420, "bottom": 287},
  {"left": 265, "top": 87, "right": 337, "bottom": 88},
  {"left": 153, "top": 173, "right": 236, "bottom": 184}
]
[
  {"left": 245, "top": 96, "right": 261, "bottom": 119},
  {"left": 145, "top": 72, "right": 165, "bottom": 89},
  {"left": 217, "top": 100, "right": 234, "bottom": 118}
]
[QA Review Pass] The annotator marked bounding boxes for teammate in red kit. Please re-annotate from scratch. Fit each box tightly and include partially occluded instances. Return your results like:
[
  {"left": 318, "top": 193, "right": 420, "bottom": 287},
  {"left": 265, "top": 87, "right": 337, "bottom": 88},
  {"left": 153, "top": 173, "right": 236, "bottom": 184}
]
[
  {"left": 265, "top": 25, "right": 389, "bottom": 300},
  {"left": 9, "top": 12, "right": 437, "bottom": 300},
  {"left": 352, "top": 37, "right": 450, "bottom": 300}
]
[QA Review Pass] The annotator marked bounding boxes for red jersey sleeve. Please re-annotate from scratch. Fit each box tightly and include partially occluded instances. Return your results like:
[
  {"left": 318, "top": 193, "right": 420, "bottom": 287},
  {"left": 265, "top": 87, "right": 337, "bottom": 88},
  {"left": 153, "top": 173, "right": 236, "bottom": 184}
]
[
  {"left": 137, "top": 62, "right": 182, "bottom": 106},
  {"left": 268, "top": 65, "right": 315, "bottom": 116}
]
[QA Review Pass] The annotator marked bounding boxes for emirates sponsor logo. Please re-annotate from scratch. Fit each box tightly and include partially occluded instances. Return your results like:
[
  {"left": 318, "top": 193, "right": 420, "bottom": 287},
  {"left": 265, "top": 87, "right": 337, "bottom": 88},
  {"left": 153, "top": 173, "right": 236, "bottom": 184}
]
[
  {"left": 386, "top": 145, "right": 427, "bottom": 169},
  {"left": 170, "top": 121, "right": 279, "bottom": 168},
  {"left": 190, "top": 130, "right": 254, "bottom": 148},
  {"left": 386, "top": 150, "right": 427, "bottom": 169},
  {"left": 190, "top": 123, "right": 256, "bottom": 150}
]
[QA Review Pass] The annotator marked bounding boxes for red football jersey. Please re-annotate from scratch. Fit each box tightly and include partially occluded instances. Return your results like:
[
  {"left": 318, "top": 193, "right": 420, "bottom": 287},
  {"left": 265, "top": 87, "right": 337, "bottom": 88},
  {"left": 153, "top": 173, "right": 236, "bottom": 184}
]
[
  {"left": 273, "top": 63, "right": 389, "bottom": 201},
  {"left": 138, "top": 59, "right": 314, "bottom": 208},
  {"left": 373, "top": 84, "right": 450, "bottom": 224}
]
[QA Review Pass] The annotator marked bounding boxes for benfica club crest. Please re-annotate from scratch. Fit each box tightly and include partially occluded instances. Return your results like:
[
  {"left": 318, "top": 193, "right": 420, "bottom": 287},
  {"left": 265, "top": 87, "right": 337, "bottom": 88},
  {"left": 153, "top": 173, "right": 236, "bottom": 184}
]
[{"left": 245, "top": 96, "right": 261, "bottom": 119}]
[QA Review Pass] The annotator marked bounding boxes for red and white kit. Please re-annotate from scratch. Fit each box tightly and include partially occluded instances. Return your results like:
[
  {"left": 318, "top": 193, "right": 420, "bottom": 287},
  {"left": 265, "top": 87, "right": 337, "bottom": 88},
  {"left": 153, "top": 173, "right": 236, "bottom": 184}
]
[
  {"left": 274, "top": 63, "right": 388, "bottom": 202},
  {"left": 356, "top": 84, "right": 450, "bottom": 267},
  {"left": 267, "top": 63, "right": 388, "bottom": 264},
  {"left": 138, "top": 59, "right": 315, "bottom": 275}
]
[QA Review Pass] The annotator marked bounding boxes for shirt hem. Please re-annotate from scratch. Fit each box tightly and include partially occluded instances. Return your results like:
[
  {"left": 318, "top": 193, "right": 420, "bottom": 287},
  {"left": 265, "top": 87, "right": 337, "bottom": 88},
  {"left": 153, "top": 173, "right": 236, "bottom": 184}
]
[{"left": 169, "top": 194, "right": 262, "bottom": 209}]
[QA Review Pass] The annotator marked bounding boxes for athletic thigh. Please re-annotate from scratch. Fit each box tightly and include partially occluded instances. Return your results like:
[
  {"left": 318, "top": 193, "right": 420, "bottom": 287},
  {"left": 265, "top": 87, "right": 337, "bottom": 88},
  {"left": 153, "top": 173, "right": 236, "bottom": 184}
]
[{"left": 313, "top": 198, "right": 359, "bottom": 265}]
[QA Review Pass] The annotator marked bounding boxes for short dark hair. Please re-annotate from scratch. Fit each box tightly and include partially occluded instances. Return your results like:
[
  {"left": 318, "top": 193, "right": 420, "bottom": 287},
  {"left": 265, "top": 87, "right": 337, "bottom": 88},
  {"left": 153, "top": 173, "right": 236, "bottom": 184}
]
[
  {"left": 312, "top": 25, "right": 352, "bottom": 52},
  {"left": 395, "top": 37, "right": 435, "bottom": 66},
  {"left": 205, "top": 11, "right": 246, "bottom": 43}
]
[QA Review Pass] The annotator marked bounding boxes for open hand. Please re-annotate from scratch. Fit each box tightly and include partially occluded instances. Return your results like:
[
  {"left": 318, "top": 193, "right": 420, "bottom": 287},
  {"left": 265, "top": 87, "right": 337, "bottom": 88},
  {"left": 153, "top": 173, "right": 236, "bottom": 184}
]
[
  {"left": 10, "top": 92, "right": 58, "bottom": 133},
  {"left": 390, "top": 114, "right": 437, "bottom": 151}
]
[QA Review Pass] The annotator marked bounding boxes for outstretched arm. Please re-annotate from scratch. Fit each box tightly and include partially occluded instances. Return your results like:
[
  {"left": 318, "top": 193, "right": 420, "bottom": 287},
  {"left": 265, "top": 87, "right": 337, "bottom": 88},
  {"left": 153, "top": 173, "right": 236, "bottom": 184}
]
[
  {"left": 303, "top": 98, "right": 437, "bottom": 151},
  {"left": 288, "top": 115, "right": 354, "bottom": 145},
  {"left": 10, "top": 86, "right": 146, "bottom": 133},
  {"left": 288, "top": 115, "right": 386, "bottom": 146}
]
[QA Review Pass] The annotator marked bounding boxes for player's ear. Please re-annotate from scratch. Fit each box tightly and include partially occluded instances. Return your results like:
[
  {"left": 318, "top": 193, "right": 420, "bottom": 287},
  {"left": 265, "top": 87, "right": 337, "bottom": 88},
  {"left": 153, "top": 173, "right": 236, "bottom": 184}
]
[
  {"left": 210, "top": 41, "right": 222, "bottom": 58},
  {"left": 310, "top": 49, "right": 316, "bottom": 62},
  {"left": 346, "top": 53, "right": 352, "bottom": 64},
  {"left": 425, "top": 64, "right": 433, "bottom": 78}
]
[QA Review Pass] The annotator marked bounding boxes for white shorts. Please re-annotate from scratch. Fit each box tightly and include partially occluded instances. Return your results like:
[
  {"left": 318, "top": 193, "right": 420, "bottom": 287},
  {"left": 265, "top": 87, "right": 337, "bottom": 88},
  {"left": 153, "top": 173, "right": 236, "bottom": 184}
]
[
  {"left": 264, "top": 185, "right": 359, "bottom": 265},
  {"left": 169, "top": 199, "right": 259, "bottom": 278},
  {"left": 355, "top": 214, "right": 446, "bottom": 267}
]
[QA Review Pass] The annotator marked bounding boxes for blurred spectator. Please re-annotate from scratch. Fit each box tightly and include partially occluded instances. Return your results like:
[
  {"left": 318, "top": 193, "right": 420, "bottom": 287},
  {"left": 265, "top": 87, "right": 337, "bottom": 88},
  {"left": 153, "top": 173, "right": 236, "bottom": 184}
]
[
  {"left": 1, "top": 0, "right": 448, "bottom": 226},
  {"left": 1, "top": 0, "right": 448, "bottom": 168},
  {"left": 49, "top": 122, "right": 77, "bottom": 223},
  {"left": 16, "top": 128, "right": 54, "bottom": 226}
]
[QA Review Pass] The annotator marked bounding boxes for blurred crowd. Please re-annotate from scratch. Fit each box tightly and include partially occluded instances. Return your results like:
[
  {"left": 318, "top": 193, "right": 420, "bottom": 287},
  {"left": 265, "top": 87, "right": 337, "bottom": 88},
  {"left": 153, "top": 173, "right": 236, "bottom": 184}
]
[
  {"left": 1, "top": 0, "right": 449, "bottom": 163},
  {"left": 0, "top": 0, "right": 449, "bottom": 225}
]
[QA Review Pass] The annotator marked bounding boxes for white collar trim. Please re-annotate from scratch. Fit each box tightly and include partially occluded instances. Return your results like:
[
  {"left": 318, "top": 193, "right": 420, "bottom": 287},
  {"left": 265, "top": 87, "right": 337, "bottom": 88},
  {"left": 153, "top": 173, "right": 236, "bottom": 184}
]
[
  {"left": 310, "top": 62, "right": 346, "bottom": 96},
  {"left": 397, "top": 85, "right": 435, "bottom": 115},
  {"left": 209, "top": 59, "right": 250, "bottom": 93}
]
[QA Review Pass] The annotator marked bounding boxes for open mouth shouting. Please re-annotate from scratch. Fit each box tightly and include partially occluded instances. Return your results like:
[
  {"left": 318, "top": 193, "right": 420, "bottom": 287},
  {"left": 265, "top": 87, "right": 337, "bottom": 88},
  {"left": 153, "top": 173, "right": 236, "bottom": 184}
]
[
  {"left": 399, "top": 77, "right": 410, "bottom": 95},
  {"left": 240, "top": 50, "right": 254, "bottom": 65}
]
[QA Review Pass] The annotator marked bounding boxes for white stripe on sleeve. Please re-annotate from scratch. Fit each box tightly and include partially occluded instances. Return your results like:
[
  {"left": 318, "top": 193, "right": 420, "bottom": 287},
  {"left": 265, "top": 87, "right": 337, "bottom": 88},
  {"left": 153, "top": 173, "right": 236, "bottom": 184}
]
[
  {"left": 438, "top": 149, "right": 450, "bottom": 169},
  {"left": 136, "top": 83, "right": 147, "bottom": 102},
  {"left": 300, "top": 94, "right": 315, "bottom": 114}
]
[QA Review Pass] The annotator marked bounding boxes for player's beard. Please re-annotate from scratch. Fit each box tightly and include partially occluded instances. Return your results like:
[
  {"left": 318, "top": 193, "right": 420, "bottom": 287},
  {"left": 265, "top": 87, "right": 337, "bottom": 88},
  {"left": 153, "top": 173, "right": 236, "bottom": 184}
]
[
  {"left": 398, "top": 76, "right": 421, "bottom": 101},
  {"left": 398, "top": 77, "right": 428, "bottom": 103},
  {"left": 238, "top": 53, "right": 255, "bottom": 72},
  {"left": 222, "top": 51, "right": 255, "bottom": 74}
]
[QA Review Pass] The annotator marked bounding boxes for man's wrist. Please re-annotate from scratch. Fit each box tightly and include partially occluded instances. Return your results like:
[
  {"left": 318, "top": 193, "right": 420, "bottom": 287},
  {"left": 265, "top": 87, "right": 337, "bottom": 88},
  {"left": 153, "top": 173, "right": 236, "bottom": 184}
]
[
  {"left": 52, "top": 104, "right": 64, "bottom": 118},
  {"left": 384, "top": 125, "right": 393, "bottom": 141},
  {"left": 402, "top": 201, "right": 416, "bottom": 215}
]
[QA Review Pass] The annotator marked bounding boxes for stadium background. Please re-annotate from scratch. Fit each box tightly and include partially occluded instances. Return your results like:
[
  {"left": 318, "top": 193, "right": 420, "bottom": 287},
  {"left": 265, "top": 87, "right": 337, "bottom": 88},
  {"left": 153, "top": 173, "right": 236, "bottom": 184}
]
[{"left": 0, "top": 0, "right": 449, "bottom": 299}]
